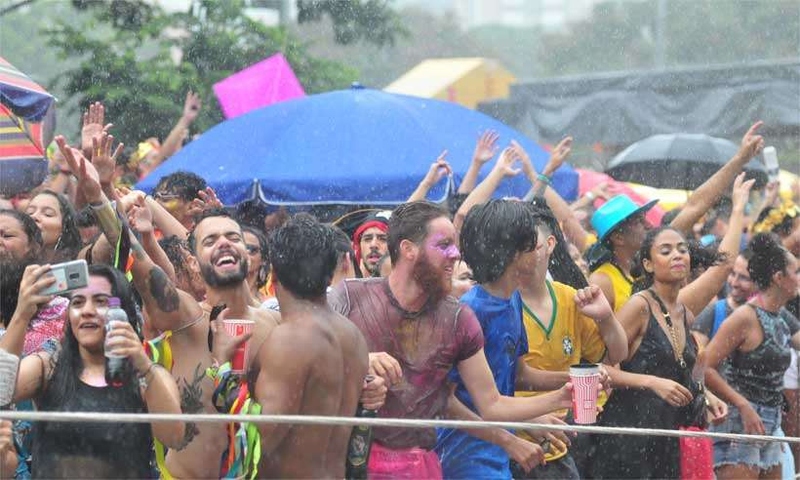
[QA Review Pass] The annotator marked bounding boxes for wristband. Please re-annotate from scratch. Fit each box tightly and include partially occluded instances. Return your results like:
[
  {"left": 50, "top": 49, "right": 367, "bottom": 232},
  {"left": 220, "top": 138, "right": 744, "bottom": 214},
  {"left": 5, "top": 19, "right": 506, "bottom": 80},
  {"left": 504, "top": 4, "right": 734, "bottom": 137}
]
[{"left": 537, "top": 173, "right": 552, "bottom": 186}]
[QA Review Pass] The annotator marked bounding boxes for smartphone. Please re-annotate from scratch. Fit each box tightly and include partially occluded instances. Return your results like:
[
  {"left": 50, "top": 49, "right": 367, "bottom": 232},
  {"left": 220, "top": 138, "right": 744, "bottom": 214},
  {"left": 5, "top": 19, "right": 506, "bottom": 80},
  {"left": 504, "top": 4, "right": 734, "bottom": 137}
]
[{"left": 41, "top": 259, "right": 89, "bottom": 295}]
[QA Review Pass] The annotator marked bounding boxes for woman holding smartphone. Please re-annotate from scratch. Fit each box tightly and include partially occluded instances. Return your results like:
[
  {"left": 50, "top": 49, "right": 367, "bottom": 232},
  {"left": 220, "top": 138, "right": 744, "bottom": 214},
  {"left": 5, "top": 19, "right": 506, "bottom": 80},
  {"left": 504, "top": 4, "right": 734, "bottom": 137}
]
[{"left": 3, "top": 263, "right": 184, "bottom": 479}]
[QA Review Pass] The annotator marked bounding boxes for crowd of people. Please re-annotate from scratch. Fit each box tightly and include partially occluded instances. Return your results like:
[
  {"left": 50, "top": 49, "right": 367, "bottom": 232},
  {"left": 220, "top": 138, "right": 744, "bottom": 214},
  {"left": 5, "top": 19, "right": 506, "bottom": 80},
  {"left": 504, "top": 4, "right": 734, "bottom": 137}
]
[{"left": 0, "top": 95, "right": 799, "bottom": 480}]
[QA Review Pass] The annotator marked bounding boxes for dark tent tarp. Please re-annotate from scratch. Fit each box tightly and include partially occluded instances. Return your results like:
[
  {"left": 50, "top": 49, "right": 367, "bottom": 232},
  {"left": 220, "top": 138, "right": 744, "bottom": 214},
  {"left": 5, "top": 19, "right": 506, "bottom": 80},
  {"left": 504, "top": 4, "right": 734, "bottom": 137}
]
[{"left": 479, "top": 60, "right": 800, "bottom": 146}]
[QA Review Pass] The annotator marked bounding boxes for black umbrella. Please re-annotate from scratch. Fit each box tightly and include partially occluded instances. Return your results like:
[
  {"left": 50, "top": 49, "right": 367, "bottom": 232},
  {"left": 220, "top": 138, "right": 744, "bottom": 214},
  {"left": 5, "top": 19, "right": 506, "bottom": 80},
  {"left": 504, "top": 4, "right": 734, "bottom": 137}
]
[{"left": 605, "top": 134, "right": 767, "bottom": 190}]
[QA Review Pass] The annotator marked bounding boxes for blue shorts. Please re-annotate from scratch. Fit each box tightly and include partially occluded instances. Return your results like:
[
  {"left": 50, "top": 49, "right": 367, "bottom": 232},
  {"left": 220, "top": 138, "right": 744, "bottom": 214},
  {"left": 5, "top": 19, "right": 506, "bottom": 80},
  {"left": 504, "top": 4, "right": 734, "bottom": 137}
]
[{"left": 711, "top": 401, "right": 783, "bottom": 472}]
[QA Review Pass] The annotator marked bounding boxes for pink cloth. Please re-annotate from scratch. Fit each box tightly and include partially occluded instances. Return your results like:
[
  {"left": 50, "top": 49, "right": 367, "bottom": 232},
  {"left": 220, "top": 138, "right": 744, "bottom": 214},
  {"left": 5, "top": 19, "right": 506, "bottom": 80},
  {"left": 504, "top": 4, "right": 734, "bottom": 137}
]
[
  {"left": 213, "top": 53, "right": 305, "bottom": 119},
  {"left": 367, "top": 442, "right": 442, "bottom": 480},
  {"left": 23, "top": 296, "right": 67, "bottom": 356}
]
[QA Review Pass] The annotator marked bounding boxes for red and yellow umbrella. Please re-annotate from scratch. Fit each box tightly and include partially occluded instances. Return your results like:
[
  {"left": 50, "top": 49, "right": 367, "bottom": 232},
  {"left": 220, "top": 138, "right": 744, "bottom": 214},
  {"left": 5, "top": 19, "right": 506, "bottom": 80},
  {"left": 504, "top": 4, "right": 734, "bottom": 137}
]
[{"left": 0, "top": 56, "right": 56, "bottom": 196}]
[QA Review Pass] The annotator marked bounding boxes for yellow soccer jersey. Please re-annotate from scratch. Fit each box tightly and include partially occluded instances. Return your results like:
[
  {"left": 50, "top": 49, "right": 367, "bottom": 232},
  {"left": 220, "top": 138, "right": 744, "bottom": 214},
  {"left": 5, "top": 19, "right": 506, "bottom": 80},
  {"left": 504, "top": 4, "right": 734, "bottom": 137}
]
[{"left": 516, "top": 280, "right": 607, "bottom": 461}]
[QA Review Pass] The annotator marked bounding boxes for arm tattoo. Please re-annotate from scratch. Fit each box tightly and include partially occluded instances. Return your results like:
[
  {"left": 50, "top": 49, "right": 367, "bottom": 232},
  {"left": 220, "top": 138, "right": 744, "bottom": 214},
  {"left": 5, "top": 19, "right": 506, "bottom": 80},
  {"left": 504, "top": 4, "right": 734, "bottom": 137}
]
[
  {"left": 172, "top": 363, "right": 205, "bottom": 451},
  {"left": 147, "top": 266, "right": 180, "bottom": 313}
]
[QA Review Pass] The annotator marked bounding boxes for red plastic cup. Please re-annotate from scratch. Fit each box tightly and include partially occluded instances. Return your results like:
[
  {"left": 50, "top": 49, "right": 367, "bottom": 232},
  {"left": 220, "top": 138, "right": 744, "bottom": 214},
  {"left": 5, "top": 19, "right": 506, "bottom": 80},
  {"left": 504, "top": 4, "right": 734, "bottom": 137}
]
[
  {"left": 569, "top": 363, "right": 600, "bottom": 424},
  {"left": 222, "top": 319, "right": 254, "bottom": 374}
]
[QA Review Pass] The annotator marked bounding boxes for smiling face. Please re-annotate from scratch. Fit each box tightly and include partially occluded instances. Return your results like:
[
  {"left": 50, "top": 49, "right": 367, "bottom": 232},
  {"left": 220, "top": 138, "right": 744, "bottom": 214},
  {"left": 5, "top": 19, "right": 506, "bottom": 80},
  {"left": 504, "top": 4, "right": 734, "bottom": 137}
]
[
  {"left": 193, "top": 216, "right": 249, "bottom": 289},
  {"left": 26, "top": 193, "right": 63, "bottom": 249},
  {"left": 643, "top": 228, "right": 690, "bottom": 284},
  {"left": 727, "top": 255, "right": 754, "bottom": 306},
  {"left": 68, "top": 275, "right": 113, "bottom": 353}
]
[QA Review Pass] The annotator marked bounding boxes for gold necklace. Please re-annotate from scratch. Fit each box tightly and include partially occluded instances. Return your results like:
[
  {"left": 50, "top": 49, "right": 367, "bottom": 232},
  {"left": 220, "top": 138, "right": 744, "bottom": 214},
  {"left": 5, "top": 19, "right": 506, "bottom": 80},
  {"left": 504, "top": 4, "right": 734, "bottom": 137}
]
[{"left": 648, "top": 289, "right": 686, "bottom": 368}]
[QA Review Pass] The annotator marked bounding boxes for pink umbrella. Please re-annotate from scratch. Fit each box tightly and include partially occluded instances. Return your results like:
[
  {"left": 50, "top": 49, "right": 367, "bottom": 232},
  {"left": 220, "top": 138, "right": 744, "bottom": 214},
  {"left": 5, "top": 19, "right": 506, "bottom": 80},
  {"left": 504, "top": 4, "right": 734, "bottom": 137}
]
[{"left": 577, "top": 168, "right": 665, "bottom": 226}]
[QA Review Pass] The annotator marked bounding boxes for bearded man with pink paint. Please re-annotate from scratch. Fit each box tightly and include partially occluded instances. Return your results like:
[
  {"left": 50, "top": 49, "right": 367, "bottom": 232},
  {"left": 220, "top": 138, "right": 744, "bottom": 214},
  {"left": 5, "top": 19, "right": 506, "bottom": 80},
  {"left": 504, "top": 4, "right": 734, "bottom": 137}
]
[{"left": 329, "top": 201, "right": 576, "bottom": 479}]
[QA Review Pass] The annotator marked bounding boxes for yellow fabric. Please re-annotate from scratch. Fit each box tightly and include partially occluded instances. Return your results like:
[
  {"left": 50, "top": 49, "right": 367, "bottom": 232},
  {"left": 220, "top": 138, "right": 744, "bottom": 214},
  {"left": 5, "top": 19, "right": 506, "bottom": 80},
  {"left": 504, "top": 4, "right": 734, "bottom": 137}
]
[
  {"left": 594, "top": 262, "right": 633, "bottom": 312},
  {"left": 516, "top": 281, "right": 607, "bottom": 461}
]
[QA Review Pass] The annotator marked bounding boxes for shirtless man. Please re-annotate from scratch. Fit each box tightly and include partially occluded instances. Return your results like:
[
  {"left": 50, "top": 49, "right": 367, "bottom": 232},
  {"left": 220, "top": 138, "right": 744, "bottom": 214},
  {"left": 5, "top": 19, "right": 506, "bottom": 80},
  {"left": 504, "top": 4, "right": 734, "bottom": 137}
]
[
  {"left": 127, "top": 208, "right": 278, "bottom": 478},
  {"left": 253, "top": 214, "right": 369, "bottom": 478}
]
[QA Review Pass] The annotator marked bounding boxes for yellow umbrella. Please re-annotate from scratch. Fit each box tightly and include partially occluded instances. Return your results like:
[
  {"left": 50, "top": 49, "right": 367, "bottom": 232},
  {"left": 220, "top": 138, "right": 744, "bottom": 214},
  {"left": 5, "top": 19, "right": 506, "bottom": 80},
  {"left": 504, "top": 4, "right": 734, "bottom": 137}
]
[{"left": 625, "top": 182, "right": 691, "bottom": 211}]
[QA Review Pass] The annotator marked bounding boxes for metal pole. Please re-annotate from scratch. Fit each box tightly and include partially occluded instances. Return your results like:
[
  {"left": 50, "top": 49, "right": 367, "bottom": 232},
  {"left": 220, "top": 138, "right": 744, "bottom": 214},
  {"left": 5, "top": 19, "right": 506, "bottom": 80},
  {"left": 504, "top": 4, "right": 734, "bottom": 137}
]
[{"left": 654, "top": 0, "right": 667, "bottom": 69}]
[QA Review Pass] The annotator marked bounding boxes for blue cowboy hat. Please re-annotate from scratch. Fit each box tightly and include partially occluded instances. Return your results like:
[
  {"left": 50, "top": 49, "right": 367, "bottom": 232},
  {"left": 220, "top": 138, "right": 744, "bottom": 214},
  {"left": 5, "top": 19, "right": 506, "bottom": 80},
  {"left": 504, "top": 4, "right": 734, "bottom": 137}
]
[{"left": 591, "top": 194, "right": 659, "bottom": 243}]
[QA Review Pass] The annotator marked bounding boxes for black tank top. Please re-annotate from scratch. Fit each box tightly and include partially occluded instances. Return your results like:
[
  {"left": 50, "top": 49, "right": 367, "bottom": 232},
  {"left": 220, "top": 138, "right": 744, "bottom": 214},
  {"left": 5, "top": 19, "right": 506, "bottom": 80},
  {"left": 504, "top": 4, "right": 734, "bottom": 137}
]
[
  {"left": 728, "top": 305, "right": 793, "bottom": 407},
  {"left": 32, "top": 381, "right": 153, "bottom": 479}
]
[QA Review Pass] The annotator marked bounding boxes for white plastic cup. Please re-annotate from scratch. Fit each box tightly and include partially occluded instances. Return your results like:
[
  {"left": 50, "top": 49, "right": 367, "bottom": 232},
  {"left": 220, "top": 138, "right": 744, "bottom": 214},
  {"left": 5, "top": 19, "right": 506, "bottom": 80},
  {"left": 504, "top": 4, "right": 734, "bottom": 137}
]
[
  {"left": 569, "top": 363, "right": 601, "bottom": 424},
  {"left": 222, "top": 319, "right": 255, "bottom": 374}
]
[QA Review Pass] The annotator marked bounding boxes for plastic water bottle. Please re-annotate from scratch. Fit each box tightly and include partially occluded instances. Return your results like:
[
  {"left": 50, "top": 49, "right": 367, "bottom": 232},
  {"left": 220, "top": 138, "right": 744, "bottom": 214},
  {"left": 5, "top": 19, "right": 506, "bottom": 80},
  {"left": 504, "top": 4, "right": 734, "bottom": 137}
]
[{"left": 104, "top": 297, "right": 128, "bottom": 387}]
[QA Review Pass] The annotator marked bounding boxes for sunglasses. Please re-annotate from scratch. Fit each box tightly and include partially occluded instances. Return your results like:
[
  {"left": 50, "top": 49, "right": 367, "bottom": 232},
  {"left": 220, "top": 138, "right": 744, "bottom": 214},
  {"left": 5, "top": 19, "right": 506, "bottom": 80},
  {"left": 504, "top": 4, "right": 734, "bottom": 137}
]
[{"left": 153, "top": 192, "right": 182, "bottom": 202}]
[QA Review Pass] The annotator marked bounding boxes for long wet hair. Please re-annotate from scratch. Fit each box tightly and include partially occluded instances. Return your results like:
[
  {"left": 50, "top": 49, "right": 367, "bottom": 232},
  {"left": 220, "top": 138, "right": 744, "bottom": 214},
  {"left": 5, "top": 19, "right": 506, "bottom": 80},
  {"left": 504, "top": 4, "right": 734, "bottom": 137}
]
[
  {"left": 41, "top": 264, "right": 143, "bottom": 407},
  {"left": 527, "top": 199, "right": 588, "bottom": 289},
  {"left": 0, "top": 210, "right": 43, "bottom": 325},
  {"left": 35, "top": 190, "right": 82, "bottom": 261}
]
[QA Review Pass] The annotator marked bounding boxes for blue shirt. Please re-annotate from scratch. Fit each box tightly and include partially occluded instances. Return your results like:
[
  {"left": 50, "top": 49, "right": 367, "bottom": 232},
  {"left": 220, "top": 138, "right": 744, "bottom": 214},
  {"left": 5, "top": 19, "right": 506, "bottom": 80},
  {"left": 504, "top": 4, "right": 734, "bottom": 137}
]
[{"left": 435, "top": 286, "right": 528, "bottom": 479}]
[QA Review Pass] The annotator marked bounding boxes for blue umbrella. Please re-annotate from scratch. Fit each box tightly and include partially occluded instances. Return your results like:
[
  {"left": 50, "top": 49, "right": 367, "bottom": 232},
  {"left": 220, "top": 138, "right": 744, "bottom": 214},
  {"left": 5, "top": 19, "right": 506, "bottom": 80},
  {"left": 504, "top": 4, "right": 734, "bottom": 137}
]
[{"left": 137, "top": 85, "right": 578, "bottom": 206}]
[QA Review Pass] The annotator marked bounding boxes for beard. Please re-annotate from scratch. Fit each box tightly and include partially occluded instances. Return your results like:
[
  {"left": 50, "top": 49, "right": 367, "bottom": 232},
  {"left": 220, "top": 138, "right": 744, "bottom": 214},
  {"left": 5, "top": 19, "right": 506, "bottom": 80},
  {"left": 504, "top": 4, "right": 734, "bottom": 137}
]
[
  {"left": 199, "top": 257, "right": 249, "bottom": 289},
  {"left": 0, "top": 253, "right": 35, "bottom": 324},
  {"left": 411, "top": 250, "right": 451, "bottom": 303}
]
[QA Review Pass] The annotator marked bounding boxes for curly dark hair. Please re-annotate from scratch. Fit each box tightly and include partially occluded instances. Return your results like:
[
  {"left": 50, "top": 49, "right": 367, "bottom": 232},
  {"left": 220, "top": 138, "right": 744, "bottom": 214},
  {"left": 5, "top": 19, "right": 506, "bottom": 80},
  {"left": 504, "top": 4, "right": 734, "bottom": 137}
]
[
  {"left": 268, "top": 213, "right": 338, "bottom": 300},
  {"left": 35, "top": 190, "right": 82, "bottom": 261},
  {"left": 748, "top": 232, "right": 792, "bottom": 290}
]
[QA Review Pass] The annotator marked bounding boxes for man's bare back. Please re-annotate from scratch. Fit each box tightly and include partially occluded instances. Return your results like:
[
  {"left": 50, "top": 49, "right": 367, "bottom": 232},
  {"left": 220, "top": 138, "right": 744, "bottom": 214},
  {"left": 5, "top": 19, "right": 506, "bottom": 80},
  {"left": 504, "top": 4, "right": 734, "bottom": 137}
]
[{"left": 254, "top": 307, "right": 368, "bottom": 478}]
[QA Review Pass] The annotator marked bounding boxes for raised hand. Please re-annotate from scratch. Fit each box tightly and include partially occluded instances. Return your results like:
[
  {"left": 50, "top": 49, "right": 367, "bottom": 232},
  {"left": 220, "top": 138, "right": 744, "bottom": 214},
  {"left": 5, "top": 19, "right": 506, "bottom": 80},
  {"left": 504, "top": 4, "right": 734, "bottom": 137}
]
[
  {"left": 591, "top": 181, "right": 612, "bottom": 200},
  {"left": 56, "top": 135, "right": 103, "bottom": 204},
  {"left": 738, "top": 121, "right": 765, "bottom": 160},
  {"left": 510, "top": 140, "right": 536, "bottom": 181},
  {"left": 546, "top": 136, "right": 573, "bottom": 173},
  {"left": 761, "top": 180, "right": 780, "bottom": 210},
  {"left": 128, "top": 198, "right": 155, "bottom": 236},
  {"left": 91, "top": 132, "right": 124, "bottom": 187},
  {"left": 187, "top": 187, "right": 224, "bottom": 217},
  {"left": 574, "top": 285, "right": 614, "bottom": 323},
  {"left": 81, "top": 101, "right": 113, "bottom": 157},
  {"left": 182, "top": 91, "right": 202, "bottom": 124},
  {"left": 492, "top": 146, "right": 524, "bottom": 178},
  {"left": 422, "top": 151, "right": 452, "bottom": 187},
  {"left": 472, "top": 130, "right": 500, "bottom": 165},
  {"left": 730, "top": 172, "right": 756, "bottom": 212}
]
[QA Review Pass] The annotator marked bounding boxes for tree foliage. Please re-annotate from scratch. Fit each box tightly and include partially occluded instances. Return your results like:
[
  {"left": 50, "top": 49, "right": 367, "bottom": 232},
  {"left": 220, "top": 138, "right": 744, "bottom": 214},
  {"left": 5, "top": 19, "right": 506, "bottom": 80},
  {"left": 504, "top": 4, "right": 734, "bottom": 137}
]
[{"left": 43, "top": 0, "right": 402, "bottom": 147}]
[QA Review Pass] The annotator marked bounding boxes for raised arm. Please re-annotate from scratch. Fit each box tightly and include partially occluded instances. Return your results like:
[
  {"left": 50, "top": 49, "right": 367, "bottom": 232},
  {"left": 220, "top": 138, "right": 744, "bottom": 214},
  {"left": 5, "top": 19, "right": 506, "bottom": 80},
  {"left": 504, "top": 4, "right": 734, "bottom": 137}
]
[
  {"left": 679, "top": 173, "right": 754, "bottom": 317},
  {"left": 575, "top": 285, "right": 628, "bottom": 364},
  {"left": 453, "top": 146, "right": 522, "bottom": 233},
  {"left": 139, "top": 91, "right": 202, "bottom": 177},
  {"left": 458, "top": 130, "right": 499, "bottom": 194},
  {"left": 520, "top": 138, "right": 591, "bottom": 252},
  {"left": 124, "top": 193, "right": 177, "bottom": 283},
  {"left": 406, "top": 152, "right": 452, "bottom": 202},
  {"left": 670, "top": 121, "right": 764, "bottom": 234}
]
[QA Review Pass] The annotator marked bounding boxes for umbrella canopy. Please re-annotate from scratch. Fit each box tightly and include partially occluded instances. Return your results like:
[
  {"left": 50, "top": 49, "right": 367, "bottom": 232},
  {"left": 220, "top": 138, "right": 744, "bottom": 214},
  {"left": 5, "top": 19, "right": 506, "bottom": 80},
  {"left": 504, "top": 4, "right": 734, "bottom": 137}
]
[
  {"left": 577, "top": 169, "right": 665, "bottom": 226},
  {"left": 605, "top": 133, "right": 767, "bottom": 190},
  {"left": 137, "top": 85, "right": 578, "bottom": 206},
  {"left": 0, "top": 56, "right": 56, "bottom": 196}
]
